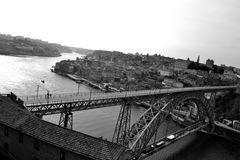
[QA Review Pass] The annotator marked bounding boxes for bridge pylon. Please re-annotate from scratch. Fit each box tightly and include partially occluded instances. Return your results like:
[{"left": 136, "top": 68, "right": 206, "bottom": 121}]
[
  {"left": 112, "top": 102, "right": 131, "bottom": 146},
  {"left": 59, "top": 111, "right": 73, "bottom": 129},
  {"left": 59, "top": 104, "right": 73, "bottom": 129}
]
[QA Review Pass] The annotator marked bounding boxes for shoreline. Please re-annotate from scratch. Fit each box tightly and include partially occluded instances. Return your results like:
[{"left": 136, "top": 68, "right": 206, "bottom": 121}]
[
  {"left": 0, "top": 52, "right": 61, "bottom": 57},
  {"left": 65, "top": 73, "right": 107, "bottom": 92}
]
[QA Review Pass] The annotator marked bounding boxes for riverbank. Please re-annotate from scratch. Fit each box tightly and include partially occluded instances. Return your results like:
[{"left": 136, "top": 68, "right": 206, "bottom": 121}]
[
  {"left": 0, "top": 33, "right": 94, "bottom": 57},
  {"left": 63, "top": 73, "right": 121, "bottom": 92},
  {"left": 65, "top": 74, "right": 107, "bottom": 92}
]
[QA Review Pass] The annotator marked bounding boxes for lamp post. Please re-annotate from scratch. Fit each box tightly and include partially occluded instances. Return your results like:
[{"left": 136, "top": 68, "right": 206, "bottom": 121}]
[
  {"left": 89, "top": 89, "right": 92, "bottom": 100},
  {"left": 36, "top": 85, "right": 40, "bottom": 97},
  {"left": 46, "top": 90, "right": 50, "bottom": 104},
  {"left": 76, "top": 81, "right": 81, "bottom": 95},
  {"left": 36, "top": 80, "right": 45, "bottom": 98}
]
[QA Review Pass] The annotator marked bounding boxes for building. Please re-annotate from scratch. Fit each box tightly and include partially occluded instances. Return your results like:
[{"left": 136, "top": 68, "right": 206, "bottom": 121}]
[
  {"left": 197, "top": 70, "right": 209, "bottom": 78},
  {"left": 221, "top": 70, "right": 237, "bottom": 80},
  {"left": 174, "top": 59, "right": 191, "bottom": 71},
  {"left": 233, "top": 67, "right": 240, "bottom": 75},
  {"left": 0, "top": 94, "right": 130, "bottom": 160},
  {"left": 163, "top": 78, "right": 183, "bottom": 88},
  {"left": 14, "top": 36, "right": 25, "bottom": 40},
  {"left": 184, "top": 69, "right": 197, "bottom": 76},
  {"left": 224, "top": 69, "right": 235, "bottom": 76},
  {"left": 206, "top": 59, "right": 214, "bottom": 68},
  {"left": 157, "top": 68, "right": 173, "bottom": 77}
]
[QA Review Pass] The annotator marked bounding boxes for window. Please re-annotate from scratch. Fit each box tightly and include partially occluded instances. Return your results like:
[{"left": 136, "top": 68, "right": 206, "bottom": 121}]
[
  {"left": 3, "top": 143, "right": 8, "bottom": 151},
  {"left": 4, "top": 126, "right": 8, "bottom": 136},
  {"left": 60, "top": 150, "right": 65, "bottom": 160},
  {"left": 34, "top": 139, "right": 39, "bottom": 150},
  {"left": 19, "top": 133, "right": 23, "bottom": 144}
]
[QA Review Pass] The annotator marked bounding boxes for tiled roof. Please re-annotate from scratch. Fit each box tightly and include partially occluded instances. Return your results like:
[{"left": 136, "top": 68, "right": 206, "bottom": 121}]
[{"left": 0, "top": 95, "right": 126, "bottom": 160}]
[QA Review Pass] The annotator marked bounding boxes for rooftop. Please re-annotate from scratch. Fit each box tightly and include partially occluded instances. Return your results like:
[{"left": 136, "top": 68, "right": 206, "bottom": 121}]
[{"left": 0, "top": 95, "right": 127, "bottom": 160}]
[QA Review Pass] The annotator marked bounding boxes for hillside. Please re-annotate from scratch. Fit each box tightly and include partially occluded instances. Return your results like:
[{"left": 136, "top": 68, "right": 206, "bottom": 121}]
[
  {"left": 215, "top": 92, "right": 240, "bottom": 120},
  {"left": 0, "top": 34, "right": 93, "bottom": 57}
]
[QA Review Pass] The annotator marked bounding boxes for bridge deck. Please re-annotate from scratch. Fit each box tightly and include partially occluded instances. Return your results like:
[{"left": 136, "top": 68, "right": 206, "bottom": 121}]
[
  {"left": 0, "top": 95, "right": 126, "bottom": 160},
  {"left": 141, "top": 122, "right": 207, "bottom": 160},
  {"left": 22, "top": 85, "right": 236, "bottom": 106}
]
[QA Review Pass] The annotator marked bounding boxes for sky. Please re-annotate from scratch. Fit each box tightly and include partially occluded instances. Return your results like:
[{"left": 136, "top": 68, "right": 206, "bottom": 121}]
[{"left": 1, "top": 0, "right": 240, "bottom": 67}]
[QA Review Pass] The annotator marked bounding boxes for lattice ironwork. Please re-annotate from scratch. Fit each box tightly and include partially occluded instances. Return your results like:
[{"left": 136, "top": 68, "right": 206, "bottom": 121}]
[
  {"left": 129, "top": 92, "right": 213, "bottom": 159},
  {"left": 59, "top": 104, "right": 73, "bottom": 129},
  {"left": 209, "top": 92, "right": 217, "bottom": 108},
  {"left": 140, "top": 121, "right": 208, "bottom": 160},
  {"left": 25, "top": 86, "right": 237, "bottom": 115},
  {"left": 112, "top": 103, "right": 131, "bottom": 146},
  {"left": 59, "top": 111, "right": 73, "bottom": 129}
]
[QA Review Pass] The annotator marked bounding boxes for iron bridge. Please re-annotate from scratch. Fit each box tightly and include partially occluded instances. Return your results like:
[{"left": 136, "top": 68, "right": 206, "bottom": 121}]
[{"left": 20, "top": 85, "right": 238, "bottom": 159}]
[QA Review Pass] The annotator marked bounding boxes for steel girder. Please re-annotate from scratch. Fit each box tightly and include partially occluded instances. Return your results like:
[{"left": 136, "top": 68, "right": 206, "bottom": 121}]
[
  {"left": 128, "top": 92, "right": 213, "bottom": 158},
  {"left": 59, "top": 104, "right": 73, "bottom": 129},
  {"left": 141, "top": 121, "right": 208, "bottom": 159},
  {"left": 59, "top": 111, "right": 73, "bottom": 129},
  {"left": 26, "top": 95, "right": 162, "bottom": 115},
  {"left": 128, "top": 107, "right": 159, "bottom": 145},
  {"left": 112, "top": 103, "right": 132, "bottom": 146},
  {"left": 28, "top": 98, "right": 125, "bottom": 115},
  {"left": 25, "top": 86, "right": 236, "bottom": 115}
]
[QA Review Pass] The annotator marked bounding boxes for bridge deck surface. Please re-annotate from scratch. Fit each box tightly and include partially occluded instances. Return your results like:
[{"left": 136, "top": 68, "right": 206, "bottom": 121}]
[
  {"left": 0, "top": 95, "right": 126, "bottom": 160},
  {"left": 22, "top": 85, "right": 236, "bottom": 106}
]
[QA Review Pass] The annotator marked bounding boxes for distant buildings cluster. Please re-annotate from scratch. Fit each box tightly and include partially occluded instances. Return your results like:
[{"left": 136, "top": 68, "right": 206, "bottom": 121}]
[{"left": 53, "top": 50, "right": 240, "bottom": 91}]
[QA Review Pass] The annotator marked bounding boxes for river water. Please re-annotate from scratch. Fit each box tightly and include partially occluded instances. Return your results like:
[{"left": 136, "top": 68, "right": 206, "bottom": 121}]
[
  {"left": 0, "top": 53, "right": 146, "bottom": 140},
  {"left": 0, "top": 53, "right": 239, "bottom": 159}
]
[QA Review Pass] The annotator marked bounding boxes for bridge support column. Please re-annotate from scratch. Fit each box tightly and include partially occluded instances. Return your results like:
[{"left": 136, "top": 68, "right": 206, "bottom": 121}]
[
  {"left": 59, "top": 104, "right": 73, "bottom": 129},
  {"left": 112, "top": 102, "right": 131, "bottom": 146},
  {"left": 59, "top": 111, "right": 73, "bottom": 129},
  {"left": 35, "top": 114, "right": 43, "bottom": 119},
  {"left": 209, "top": 92, "right": 217, "bottom": 108}
]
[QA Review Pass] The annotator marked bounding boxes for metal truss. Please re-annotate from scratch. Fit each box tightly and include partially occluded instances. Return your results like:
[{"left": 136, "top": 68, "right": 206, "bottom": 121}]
[
  {"left": 27, "top": 97, "right": 126, "bottom": 115},
  {"left": 59, "top": 111, "right": 73, "bottom": 129},
  {"left": 112, "top": 103, "right": 131, "bottom": 146},
  {"left": 128, "top": 107, "right": 159, "bottom": 145},
  {"left": 128, "top": 92, "right": 213, "bottom": 159},
  {"left": 130, "top": 108, "right": 167, "bottom": 158},
  {"left": 26, "top": 94, "right": 162, "bottom": 115},
  {"left": 25, "top": 86, "right": 237, "bottom": 115},
  {"left": 209, "top": 92, "right": 217, "bottom": 108},
  {"left": 141, "top": 121, "right": 208, "bottom": 159},
  {"left": 59, "top": 104, "right": 73, "bottom": 129}
]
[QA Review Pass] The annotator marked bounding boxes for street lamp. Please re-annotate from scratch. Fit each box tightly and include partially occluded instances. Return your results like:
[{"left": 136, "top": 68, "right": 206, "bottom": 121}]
[
  {"left": 89, "top": 89, "right": 93, "bottom": 100},
  {"left": 76, "top": 81, "right": 81, "bottom": 95},
  {"left": 36, "top": 85, "right": 40, "bottom": 97},
  {"left": 36, "top": 80, "right": 45, "bottom": 98},
  {"left": 46, "top": 90, "right": 50, "bottom": 104}
]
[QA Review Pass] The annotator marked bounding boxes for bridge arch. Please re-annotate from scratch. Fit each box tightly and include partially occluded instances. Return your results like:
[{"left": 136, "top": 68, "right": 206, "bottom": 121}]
[
  {"left": 164, "top": 92, "right": 214, "bottom": 125},
  {"left": 128, "top": 92, "right": 214, "bottom": 159}
]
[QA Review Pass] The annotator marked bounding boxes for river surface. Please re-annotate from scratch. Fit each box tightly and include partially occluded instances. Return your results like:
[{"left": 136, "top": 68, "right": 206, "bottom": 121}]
[
  {"left": 0, "top": 53, "right": 239, "bottom": 159},
  {"left": 0, "top": 53, "right": 146, "bottom": 140}
]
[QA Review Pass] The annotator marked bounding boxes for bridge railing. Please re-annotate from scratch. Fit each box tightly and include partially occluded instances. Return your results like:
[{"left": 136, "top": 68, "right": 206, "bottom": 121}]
[
  {"left": 22, "top": 85, "right": 237, "bottom": 106},
  {"left": 22, "top": 90, "right": 153, "bottom": 105},
  {"left": 20, "top": 91, "right": 103, "bottom": 101},
  {"left": 21, "top": 89, "right": 165, "bottom": 101},
  {"left": 22, "top": 91, "right": 131, "bottom": 106}
]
